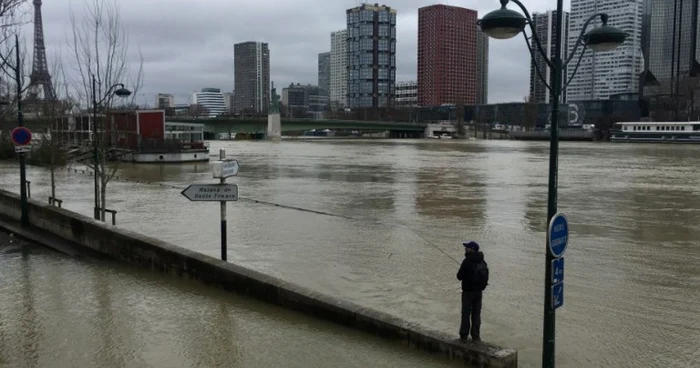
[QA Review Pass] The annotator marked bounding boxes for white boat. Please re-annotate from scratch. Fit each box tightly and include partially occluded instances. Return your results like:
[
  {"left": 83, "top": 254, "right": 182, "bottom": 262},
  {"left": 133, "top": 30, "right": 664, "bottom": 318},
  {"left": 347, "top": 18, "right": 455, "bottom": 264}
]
[{"left": 611, "top": 121, "right": 700, "bottom": 143}]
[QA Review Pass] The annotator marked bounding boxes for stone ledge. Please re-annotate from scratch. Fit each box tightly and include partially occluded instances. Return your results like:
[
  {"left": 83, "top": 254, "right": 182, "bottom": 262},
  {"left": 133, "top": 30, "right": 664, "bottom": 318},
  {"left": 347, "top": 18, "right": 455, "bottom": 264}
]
[{"left": 0, "top": 189, "right": 517, "bottom": 367}]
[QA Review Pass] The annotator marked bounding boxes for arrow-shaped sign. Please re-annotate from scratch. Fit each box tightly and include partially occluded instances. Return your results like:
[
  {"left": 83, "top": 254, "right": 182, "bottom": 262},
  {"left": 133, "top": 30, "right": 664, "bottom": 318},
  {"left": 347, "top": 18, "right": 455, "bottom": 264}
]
[
  {"left": 212, "top": 159, "right": 239, "bottom": 179},
  {"left": 181, "top": 184, "right": 239, "bottom": 202}
]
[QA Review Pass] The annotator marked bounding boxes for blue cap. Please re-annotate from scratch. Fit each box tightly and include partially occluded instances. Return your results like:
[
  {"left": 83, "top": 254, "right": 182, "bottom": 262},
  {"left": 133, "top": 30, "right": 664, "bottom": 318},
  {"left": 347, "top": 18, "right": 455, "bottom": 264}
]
[{"left": 463, "top": 241, "right": 480, "bottom": 251}]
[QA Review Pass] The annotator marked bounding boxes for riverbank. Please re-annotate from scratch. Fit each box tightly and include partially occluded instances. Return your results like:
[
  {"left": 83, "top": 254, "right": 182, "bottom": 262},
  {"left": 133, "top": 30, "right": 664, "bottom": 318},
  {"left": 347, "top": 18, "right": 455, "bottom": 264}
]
[{"left": 0, "top": 189, "right": 517, "bottom": 368}]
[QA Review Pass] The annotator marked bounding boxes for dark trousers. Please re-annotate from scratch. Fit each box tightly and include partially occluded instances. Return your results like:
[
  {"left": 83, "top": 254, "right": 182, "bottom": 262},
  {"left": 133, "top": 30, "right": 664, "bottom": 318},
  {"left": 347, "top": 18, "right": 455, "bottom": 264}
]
[{"left": 460, "top": 291, "right": 482, "bottom": 340}]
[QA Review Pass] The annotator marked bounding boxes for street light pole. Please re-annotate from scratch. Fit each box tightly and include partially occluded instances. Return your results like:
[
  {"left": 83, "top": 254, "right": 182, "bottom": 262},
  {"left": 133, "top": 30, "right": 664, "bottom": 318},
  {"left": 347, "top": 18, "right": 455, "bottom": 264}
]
[
  {"left": 90, "top": 75, "right": 132, "bottom": 221},
  {"left": 15, "top": 35, "right": 28, "bottom": 227},
  {"left": 543, "top": 1, "right": 564, "bottom": 365},
  {"left": 92, "top": 73, "right": 100, "bottom": 220},
  {"left": 478, "top": 1, "right": 627, "bottom": 367}
]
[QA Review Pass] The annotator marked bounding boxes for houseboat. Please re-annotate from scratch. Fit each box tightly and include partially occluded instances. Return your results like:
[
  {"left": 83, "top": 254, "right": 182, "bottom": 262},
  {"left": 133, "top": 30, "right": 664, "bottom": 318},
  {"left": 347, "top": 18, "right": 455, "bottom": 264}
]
[
  {"left": 108, "top": 111, "right": 210, "bottom": 163},
  {"left": 611, "top": 122, "right": 700, "bottom": 143},
  {"left": 51, "top": 110, "right": 210, "bottom": 163}
]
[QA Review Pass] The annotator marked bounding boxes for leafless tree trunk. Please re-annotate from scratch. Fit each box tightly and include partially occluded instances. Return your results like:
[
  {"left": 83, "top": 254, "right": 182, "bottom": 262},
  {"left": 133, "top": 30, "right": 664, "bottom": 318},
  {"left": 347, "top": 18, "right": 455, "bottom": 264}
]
[
  {"left": 523, "top": 95, "right": 539, "bottom": 131},
  {"left": 69, "top": 0, "right": 143, "bottom": 222},
  {"left": 45, "top": 56, "right": 73, "bottom": 205}
]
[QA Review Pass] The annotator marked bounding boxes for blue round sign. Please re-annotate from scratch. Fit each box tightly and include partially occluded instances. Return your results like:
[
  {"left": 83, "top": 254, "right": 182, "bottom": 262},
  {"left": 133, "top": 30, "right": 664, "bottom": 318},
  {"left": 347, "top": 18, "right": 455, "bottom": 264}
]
[
  {"left": 548, "top": 213, "right": 569, "bottom": 258},
  {"left": 11, "top": 127, "right": 32, "bottom": 146}
]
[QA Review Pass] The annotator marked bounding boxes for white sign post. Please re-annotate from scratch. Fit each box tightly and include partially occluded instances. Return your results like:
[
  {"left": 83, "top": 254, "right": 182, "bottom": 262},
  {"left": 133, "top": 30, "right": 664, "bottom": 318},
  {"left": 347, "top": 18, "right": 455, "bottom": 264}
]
[{"left": 181, "top": 149, "right": 240, "bottom": 261}]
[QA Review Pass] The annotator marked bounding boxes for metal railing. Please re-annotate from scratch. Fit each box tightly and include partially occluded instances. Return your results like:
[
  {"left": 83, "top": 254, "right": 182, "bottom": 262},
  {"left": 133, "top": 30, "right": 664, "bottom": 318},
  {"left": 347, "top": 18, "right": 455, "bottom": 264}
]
[{"left": 48, "top": 196, "right": 63, "bottom": 207}]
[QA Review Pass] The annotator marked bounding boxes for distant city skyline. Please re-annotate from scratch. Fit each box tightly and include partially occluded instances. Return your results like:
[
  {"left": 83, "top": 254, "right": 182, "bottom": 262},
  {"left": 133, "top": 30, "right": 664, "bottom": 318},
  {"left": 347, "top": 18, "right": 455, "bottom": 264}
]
[
  {"left": 35, "top": 0, "right": 588, "bottom": 106},
  {"left": 34, "top": 1, "right": 660, "bottom": 108}
]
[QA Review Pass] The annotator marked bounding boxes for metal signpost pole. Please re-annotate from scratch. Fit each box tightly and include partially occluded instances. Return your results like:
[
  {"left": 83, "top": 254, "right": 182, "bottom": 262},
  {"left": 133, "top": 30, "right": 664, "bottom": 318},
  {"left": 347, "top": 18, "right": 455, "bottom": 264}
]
[
  {"left": 219, "top": 149, "right": 227, "bottom": 261},
  {"left": 182, "top": 154, "right": 239, "bottom": 262},
  {"left": 92, "top": 74, "right": 100, "bottom": 220}
]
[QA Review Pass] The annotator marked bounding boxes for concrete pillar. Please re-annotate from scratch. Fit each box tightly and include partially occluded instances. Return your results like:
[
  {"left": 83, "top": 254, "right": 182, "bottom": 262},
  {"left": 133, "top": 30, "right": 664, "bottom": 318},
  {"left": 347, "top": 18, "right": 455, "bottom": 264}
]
[{"left": 267, "top": 113, "right": 281, "bottom": 141}]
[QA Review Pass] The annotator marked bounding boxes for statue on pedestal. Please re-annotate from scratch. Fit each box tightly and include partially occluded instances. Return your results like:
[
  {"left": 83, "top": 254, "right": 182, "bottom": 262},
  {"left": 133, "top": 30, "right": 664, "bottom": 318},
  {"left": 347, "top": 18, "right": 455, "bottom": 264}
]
[{"left": 270, "top": 81, "right": 280, "bottom": 114}]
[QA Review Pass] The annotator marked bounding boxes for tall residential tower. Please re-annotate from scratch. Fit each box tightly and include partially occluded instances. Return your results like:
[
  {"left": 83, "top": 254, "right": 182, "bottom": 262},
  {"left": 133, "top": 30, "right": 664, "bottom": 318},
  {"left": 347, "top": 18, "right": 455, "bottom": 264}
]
[
  {"left": 529, "top": 10, "right": 569, "bottom": 104},
  {"left": 318, "top": 52, "right": 331, "bottom": 97},
  {"left": 476, "top": 27, "right": 489, "bottom": 105},
  {"left": 346, "top": 4, "right": 397, "bottom": 109},
  {"left": 418, "top": 4, "right": 477, "bottom": 106},
  {"left": 330, "top": 30, "right": 347, "bottom": 109},
  {"left": 567, "top": 0, "right": 644, "bottom": 100},
  {"left": 234, "top": 41, "right": 270, "bottom": 113}
]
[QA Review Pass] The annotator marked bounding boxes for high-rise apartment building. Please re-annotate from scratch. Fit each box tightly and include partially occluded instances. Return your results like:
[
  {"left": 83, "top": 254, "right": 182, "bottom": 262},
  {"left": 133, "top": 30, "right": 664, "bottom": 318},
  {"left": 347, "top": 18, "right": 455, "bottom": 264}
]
[
  {"left": 223, "top": 92, "right": 234, "bottom": 114},
  {"left": 529, "top": 10, "right": 569, "bottom": 104},
  {"left": 476, "top": 27, "right": 489, "bottom": 105},
  {"left": 417, "top": 4, "right": 477, "bottom": 106},
  {"left": 346, "top": 4, "right": 397, "bottom": 109},
  {"left": 567, "top": 0, "right": 644, "bottom": 101},
  {"left": 318, "top": 52, "right": 331, "bottom": 97},
  {"left": 330, "top": 30, "right": 347, "bottom": 109},
  {"left": 156, "top": 93, "right": 174, "bottom": 109},
  {"left": 641, "top": 0, "right": 700, "bottom": 100},
  {"left": 234, "top": 41, "right": 270, "bottom": 113},
  {"left": 191, "top": 88, "right": 226, "bottom": 117},
  {"left": 396, "top": 81, "right": 418, "bottom": 108}
]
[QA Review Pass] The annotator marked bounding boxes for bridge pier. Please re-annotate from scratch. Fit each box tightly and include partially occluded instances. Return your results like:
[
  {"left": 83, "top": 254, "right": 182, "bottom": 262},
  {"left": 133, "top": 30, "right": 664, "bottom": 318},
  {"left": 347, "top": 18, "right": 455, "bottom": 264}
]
[{"left": 267, "top": 113, "right": 281, "bottom": 141}]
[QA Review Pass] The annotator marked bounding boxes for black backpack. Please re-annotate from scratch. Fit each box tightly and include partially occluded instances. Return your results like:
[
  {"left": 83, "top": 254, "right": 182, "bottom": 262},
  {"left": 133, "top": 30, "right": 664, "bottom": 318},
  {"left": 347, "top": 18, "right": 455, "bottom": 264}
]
[{"left": 473, "top": 261, "right": 489, "bottom": 290}]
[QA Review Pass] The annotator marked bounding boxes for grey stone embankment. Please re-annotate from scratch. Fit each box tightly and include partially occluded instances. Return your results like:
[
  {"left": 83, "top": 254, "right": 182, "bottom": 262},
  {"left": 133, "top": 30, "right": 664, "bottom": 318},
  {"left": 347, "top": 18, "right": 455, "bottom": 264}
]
[{"left": 0, "top": 189, "right": 517, "bottom": 368}]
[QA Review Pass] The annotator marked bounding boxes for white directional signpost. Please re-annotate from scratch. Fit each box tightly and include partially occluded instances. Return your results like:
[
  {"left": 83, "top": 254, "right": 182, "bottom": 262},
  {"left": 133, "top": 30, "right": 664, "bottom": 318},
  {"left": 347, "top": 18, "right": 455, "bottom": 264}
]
[
  {"left": 548, "top": 213, "right": 569, "bottom": 311},
  {"left": 181, "top": 184, "right": 239, "bottom": 202},
  {"left": 181, "top": 149, "right": 239, "bottom": 261}
]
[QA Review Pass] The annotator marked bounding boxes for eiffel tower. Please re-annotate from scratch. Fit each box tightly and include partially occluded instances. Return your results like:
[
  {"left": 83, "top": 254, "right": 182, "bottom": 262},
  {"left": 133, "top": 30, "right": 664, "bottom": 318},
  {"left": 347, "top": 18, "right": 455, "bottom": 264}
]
[{"left": 28, "top": 0, "right": 55, "bottom": 101}]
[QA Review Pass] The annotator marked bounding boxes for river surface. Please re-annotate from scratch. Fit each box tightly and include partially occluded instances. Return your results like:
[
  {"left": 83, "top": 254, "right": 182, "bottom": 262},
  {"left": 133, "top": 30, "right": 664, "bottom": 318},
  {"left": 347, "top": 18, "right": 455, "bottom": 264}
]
[
  {"left": 1, "top": 139, "right": 700, "bottom": 367},
  {"left": 0, "top": 231, "right": 461, "bottom": 368}
]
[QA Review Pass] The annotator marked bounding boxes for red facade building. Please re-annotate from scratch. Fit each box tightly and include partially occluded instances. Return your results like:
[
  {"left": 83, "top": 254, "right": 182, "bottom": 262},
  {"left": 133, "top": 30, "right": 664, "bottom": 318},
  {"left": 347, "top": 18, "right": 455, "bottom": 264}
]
[
  {"left": 417, "top": 5, "right": 477, "bottom": 107},
  {"left": 107, "top": 110, "right": 166, "bottom": 150}
]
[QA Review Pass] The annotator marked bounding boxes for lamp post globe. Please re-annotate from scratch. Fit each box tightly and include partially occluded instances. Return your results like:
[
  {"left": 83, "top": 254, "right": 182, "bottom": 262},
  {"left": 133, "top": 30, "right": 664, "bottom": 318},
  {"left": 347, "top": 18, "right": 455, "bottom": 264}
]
[
  {"left": 114, "top": 87, "right": 132, "bottom": 97},
  {"left": 478, "top": 7, "right": 526, "bottom": 40},
  {"left": 585, "top": 25, "right": 627, "bottom": 52}
]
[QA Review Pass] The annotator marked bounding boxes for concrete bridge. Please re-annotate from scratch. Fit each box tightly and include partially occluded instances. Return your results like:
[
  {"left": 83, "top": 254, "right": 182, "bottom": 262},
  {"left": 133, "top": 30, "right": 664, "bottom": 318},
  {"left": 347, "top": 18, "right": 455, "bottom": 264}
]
[{"left": 166, "top": 117, "right": 427, "bottom": 138}]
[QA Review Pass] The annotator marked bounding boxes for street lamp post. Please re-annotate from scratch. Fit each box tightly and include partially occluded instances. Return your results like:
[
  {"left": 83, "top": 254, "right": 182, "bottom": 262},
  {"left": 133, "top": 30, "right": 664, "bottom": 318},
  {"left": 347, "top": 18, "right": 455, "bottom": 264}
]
[
  {"left": 478, "top": 1, "right": 626, "bottom": 367},
  {"left": 91, "top": 74, "right": 132, "bottom": 220},
  {"left": 13, "top": 35, "right": 28, "bottom": 228}
]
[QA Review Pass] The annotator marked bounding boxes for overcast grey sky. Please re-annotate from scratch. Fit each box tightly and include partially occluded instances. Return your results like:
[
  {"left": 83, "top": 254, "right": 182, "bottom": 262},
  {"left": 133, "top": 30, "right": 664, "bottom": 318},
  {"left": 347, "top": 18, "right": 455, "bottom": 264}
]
[{"left": 35, "top": 0, "right": 571, "bottom": 106}]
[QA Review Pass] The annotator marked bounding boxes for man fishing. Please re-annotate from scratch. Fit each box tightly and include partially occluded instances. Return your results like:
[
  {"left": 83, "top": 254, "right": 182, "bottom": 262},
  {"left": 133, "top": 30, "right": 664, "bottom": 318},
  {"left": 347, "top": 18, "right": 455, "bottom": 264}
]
[{"left": 457, "top": 241, "right": 489, "bottom": 342}]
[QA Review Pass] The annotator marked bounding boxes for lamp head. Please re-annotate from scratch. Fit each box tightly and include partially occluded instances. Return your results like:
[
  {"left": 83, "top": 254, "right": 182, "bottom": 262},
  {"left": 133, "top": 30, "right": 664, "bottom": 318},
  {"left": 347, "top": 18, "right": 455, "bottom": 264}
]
[
  {"left": 584, "top": 14, "right": 627, "bottom": 52},
  {"left": 478, "top": 0, "right": 527, "bottom": 40},
  {"left": 114, "top": 87, "right": 132, "bottom": 97}
]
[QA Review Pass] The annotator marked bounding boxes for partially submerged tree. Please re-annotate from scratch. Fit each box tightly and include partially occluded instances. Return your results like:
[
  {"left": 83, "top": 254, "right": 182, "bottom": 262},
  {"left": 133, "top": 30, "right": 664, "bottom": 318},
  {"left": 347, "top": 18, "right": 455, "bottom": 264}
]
[
  {"left": 69, "top": 0, "right": 143, "bottom": 221},
  {"left": 30, "top": 57, "right": 74, "bottom": 206}
]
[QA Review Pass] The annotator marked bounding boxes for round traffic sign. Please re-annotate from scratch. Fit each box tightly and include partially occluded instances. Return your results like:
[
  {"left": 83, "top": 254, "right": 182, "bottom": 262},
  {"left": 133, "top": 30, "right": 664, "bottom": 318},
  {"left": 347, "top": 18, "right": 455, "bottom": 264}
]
[
  {"left": 548, "top": 213, "right": 569, "bottom": 258},
  {"left": 11, "top": 126, "right": 32, "bottom": 146}
]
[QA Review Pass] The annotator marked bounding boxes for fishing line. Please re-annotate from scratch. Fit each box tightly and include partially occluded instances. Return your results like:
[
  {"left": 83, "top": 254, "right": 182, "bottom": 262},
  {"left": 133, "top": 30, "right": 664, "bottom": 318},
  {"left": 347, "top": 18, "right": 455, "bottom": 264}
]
[{"left": 57, "top": 166, "right": 462, "bottom": 265}]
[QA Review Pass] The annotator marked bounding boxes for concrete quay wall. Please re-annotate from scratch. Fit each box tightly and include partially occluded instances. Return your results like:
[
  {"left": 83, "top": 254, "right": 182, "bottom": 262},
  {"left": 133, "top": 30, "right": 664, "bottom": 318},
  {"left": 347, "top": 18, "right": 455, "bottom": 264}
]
[{"left": 0, "top": 189, "right": 517, "bottom": 367}]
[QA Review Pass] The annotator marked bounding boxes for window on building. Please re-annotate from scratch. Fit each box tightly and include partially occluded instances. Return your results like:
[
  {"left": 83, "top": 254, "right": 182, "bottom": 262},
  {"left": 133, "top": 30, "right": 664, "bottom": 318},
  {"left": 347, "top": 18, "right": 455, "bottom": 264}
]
[
  {"left": 360, "top": 67, "right": 372, "bottom": 79},
  {"left": 379, "top": 25, "right": 389, "bottom": 37}
]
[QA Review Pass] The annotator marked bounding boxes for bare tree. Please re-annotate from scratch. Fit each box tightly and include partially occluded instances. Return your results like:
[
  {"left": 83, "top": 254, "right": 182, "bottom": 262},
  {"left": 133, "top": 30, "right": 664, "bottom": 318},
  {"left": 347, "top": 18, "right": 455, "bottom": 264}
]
[
  {"left": 647, "top": 75, "right": 700, "bottom": 122},
  {"left": 36, "top": 56, "right": 74, "bottom": 206},
  {"left": 69, "top": 0, "right": 144, "bottom": 222},
  {"left": 0, "top": 0, "right": 29, "bottom": 122},
  {"left": 523, "top": 95, "right": 539, "bottom": 131}
]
